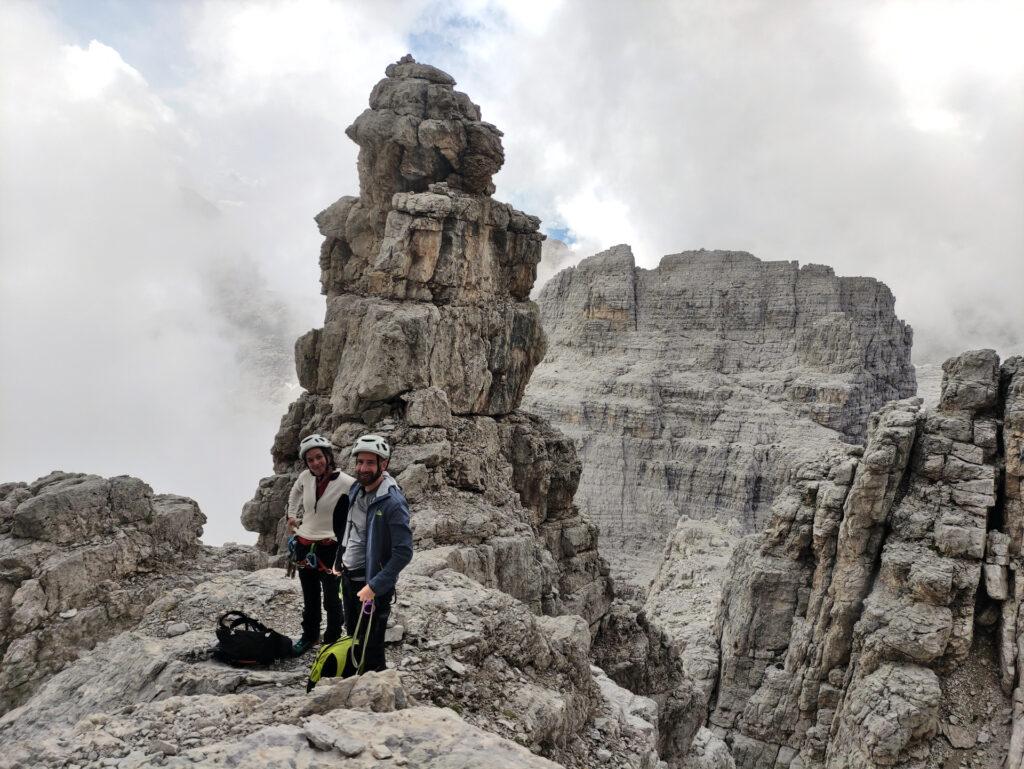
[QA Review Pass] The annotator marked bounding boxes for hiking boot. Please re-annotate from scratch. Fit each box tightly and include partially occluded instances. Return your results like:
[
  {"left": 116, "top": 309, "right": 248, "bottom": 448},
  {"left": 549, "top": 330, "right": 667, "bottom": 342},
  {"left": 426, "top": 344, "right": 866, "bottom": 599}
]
[{"left": 292, "top": 636, "right": 317, "bottom": 656}]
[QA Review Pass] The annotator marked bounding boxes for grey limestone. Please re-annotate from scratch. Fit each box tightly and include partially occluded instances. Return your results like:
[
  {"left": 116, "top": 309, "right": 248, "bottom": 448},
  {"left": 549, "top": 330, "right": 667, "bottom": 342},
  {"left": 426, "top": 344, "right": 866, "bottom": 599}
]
[
  {"left": 709, "top": 349, "right": 1016, "bottom": 768},
  {"left": 524, "top": 245, "right": 915, "bottom": 582}
]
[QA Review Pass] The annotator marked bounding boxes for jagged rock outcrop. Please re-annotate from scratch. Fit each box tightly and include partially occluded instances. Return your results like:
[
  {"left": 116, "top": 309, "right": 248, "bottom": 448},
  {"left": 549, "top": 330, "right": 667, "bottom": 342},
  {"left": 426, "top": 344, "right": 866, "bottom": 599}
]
[
  {"left": 0, "top": 472, "right": 216, "bottom": 714},
  {"left": 3, "top": 57, "right": 664, "bottom": 769},
  {"left": 524, "top": 245, "right": 916, "bottom": 581},
  {"left": 708, "top": 349, "right": 1018, "bottom": 768}
]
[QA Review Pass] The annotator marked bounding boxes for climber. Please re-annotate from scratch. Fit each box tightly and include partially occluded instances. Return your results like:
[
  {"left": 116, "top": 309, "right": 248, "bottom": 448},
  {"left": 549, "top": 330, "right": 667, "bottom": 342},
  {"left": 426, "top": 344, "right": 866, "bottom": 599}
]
[
  {"left": 336, "top": 434, "right": 413, "bottom": 673},
  {"left": 286, "top": 434, "right": 354, "bottom": 656}
]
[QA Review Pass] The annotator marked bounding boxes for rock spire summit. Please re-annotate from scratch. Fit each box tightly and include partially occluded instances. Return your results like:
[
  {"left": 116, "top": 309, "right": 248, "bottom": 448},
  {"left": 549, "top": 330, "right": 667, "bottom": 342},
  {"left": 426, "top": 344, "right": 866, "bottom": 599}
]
[{"left": 244, "top": 57, "right": 611, "bottom": 634}]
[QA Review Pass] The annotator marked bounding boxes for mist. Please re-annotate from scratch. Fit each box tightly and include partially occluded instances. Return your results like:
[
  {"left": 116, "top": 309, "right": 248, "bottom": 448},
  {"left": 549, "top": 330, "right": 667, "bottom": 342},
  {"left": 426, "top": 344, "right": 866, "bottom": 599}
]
[{"left": 2, "top": 1, "right": 1020, "bottom": 545}]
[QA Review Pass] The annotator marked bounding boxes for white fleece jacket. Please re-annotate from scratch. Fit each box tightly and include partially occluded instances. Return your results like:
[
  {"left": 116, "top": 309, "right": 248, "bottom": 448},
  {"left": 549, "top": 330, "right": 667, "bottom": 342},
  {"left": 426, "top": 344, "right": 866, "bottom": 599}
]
[{"left": 287, "top": 469, "right": 355, "bottom": 541}]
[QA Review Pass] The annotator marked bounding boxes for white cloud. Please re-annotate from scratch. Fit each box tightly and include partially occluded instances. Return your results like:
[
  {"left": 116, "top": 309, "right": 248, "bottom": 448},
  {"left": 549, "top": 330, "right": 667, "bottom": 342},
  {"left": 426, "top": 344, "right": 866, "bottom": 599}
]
[
  {"left": 554, "top": 182, "right": 648, "bottom": 261},
  {"left": 1, "top": 0, "right": 1021, "bottom": 546}
]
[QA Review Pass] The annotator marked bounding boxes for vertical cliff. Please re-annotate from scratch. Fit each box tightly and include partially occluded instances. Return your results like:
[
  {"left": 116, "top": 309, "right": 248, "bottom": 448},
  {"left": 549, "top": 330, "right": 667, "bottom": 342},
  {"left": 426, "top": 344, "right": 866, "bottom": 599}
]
[
  {"left": 710, "top": 349, "right": 1020, "bottom": 768},
  {"left": 525, "top": 246, "right": 916, "bottom": 580}
]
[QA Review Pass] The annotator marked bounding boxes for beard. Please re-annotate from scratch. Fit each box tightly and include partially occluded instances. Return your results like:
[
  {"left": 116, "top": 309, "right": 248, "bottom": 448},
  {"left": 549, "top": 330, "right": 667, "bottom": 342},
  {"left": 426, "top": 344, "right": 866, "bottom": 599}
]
[{"left": 357, "top": 469, "right": 382, "bottom": 486}]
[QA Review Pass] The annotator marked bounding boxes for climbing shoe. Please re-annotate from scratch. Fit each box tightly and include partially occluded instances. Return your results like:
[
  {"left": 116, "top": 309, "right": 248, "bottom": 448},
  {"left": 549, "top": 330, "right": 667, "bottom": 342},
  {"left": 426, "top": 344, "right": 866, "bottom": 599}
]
[{"left": 292, "top": 636, "right": 316, "bottom": 657}]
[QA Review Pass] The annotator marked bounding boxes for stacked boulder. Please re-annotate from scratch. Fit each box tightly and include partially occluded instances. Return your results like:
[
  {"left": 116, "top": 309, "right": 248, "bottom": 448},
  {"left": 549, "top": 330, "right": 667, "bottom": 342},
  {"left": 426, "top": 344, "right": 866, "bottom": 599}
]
[
  {"left": 242, "top": 55, "right": 610, "bottom": 627},
  {"left": 709, "top": 349, "right": 1019, "bottom": 768}
]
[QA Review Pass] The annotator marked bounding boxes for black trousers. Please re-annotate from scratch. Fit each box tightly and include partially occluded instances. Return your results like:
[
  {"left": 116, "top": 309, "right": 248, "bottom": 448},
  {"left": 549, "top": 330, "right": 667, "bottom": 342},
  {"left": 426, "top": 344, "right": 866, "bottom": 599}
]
[
  {"left": 296, "top": 550, "right": 343, "bottom": 644},
  {"left": 340, "top": 570, "right": 392, "bottom": 673}
]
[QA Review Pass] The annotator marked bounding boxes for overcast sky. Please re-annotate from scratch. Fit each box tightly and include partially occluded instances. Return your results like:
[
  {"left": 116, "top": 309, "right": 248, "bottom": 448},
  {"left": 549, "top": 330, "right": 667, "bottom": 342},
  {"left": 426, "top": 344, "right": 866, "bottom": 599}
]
[{"left": 1, "top": 0, "right": 1021, "bottom": 544}]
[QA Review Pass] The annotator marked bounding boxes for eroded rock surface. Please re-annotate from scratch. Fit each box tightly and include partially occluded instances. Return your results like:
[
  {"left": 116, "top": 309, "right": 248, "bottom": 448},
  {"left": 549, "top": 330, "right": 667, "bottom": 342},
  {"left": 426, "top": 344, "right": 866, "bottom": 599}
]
[
  {"left": 0, "top": 472, "right": 215, "bottom": 713},
  {"left": 229, "top": 56, "right": 655, "bottom": 768},
  {"left": 1, "top": 568, "right": 652, "bottom": 769},
  {"left": 708, "top": 349, "right": 1017, "bottom": 768},
  {"left": 525, "top": 245, "right": 915, "bottom": 581}
]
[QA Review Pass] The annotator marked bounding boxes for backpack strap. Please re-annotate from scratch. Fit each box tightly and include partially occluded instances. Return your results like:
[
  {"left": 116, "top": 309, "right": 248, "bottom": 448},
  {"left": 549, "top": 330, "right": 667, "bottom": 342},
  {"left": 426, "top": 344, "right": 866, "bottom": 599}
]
[{"left": 218, "top": 611, "right": 269, "bottom": 635}]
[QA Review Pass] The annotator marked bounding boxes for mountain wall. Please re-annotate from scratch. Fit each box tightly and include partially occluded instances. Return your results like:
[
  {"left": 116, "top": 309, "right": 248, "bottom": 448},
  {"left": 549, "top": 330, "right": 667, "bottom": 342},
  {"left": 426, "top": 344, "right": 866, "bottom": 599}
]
[{"left": 524, "top": 245, "right": 915, "bottom": 576}]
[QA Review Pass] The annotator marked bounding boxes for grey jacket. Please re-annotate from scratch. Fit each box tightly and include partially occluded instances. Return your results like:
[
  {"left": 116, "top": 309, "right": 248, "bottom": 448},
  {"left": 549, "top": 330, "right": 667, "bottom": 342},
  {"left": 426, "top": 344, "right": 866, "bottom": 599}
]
[{"left": 338, "top": 473, "right": 413, "bottom": 596}]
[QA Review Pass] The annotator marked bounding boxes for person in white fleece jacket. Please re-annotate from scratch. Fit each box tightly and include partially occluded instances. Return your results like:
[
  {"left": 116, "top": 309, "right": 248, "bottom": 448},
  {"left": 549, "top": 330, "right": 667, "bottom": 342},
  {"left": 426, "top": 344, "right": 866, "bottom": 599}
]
[{"left": 286, "top": 434, "right": 354, "bottom": 656}]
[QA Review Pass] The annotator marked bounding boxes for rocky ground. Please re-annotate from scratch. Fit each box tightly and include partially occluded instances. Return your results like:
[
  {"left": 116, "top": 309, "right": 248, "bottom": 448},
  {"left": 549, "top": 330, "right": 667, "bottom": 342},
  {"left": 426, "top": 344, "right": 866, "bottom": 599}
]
[{"left": 0, "top": 563, "right": 661, "bottom": 769}]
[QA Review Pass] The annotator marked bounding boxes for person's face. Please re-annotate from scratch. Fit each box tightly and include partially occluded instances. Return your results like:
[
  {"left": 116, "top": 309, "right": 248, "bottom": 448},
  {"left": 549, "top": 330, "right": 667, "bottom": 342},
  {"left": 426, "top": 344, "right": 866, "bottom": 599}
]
[
  {"left": 305, "top": 448, "right": 329, "bottom": 477},
  {"left": 355, "top": 452, "right": 387, "bottom": 486}
]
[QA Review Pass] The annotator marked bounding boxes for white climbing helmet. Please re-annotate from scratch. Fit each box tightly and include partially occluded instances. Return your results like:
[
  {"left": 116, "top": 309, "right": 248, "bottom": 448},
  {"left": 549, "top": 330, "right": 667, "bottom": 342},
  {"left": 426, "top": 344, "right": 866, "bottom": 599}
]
[
  {"left": 298, "top": 434, "right": 334, "bottom": 460},
  {"left": 350, "top": 434, "right": 391, "bottom": 460}
]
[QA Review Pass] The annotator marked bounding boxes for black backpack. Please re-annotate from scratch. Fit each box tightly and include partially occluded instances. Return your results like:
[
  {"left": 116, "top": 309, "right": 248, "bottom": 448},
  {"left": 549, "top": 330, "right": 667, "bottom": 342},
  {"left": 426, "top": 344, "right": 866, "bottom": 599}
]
[{"left": 212, "top": 611, "right": 292, "bottom": 666}]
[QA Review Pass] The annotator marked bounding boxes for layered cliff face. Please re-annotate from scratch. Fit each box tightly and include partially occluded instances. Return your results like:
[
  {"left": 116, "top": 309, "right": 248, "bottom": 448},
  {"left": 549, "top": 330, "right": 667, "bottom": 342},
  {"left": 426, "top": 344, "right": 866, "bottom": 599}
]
[
  {"left": 709, "top": 349, "right": 1021, "bottom": 768},
  {"left": 525, "top": 245, "right": 916, "bottom": 576}
]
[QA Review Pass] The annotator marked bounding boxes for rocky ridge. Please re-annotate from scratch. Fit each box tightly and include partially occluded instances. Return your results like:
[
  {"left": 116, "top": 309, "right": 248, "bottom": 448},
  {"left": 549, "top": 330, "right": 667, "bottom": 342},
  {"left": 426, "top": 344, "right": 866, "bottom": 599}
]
[
  {"left": 0, "top": 472, "right": 218, "bottom": 713},
  {"left": 0, "top": 563, "right": 651, "bottom": 769},
  {"left": 524, "top": 244, "right": 916, "bottom": 580},
  {"left": 706, "top": 349, "right": 1022, "bottom": 768}
]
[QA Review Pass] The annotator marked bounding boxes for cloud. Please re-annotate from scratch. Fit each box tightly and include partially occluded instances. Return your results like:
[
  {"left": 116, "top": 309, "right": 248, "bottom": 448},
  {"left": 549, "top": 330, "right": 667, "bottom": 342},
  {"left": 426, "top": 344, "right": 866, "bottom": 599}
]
[
  {"left": 437, "top": 1, "right": 1023, "bottom": 363},
  {"left": 1, "top": 0, "right": 1021, "bottom": 547},
  {"left": 0, "top": 3, "right": 318, "bottom": 543}
]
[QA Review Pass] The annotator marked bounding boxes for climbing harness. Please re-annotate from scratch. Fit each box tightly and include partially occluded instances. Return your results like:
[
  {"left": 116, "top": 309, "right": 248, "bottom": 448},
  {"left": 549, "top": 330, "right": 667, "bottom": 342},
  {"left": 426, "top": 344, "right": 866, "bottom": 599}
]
[{"left": 288, "top": 535, "right": 338, "bottom": 574}]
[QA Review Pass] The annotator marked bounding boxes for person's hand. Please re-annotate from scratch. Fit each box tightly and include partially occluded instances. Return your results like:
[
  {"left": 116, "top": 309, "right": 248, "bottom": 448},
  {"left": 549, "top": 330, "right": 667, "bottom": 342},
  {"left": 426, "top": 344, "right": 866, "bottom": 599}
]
[
  {"left": 287, "top": 516, "right": 298, "bottom": 532},
  {"left": 357, "top": 584, "right": 376, "bottom": 602}
]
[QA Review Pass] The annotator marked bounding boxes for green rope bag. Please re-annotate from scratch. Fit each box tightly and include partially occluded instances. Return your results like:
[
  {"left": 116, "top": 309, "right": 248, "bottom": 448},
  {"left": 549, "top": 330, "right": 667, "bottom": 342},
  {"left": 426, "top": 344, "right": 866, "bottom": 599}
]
[{"left": 306, "top": 599, "right": 375, "bottom": 692}]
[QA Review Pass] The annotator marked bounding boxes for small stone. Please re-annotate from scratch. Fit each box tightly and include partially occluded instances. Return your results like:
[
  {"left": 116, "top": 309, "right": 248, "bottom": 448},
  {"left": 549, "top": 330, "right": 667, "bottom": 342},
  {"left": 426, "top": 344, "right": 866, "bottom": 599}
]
[
  {"left": 304, "top": 720, "right": 339, "bottom": 751},
  {"left": 395, "top": 758, "right": 408, "bottom": 766},
  {"left": 445, "top": 657, "right": 467, "bottom": 676},
  {"left": 150, "top": 740, "right": 178, "bottom": 756},
  {"left": 165, "top": 622, "right": 189, "bottom": 637},
  {"left": 596, "top": 748, "right": 613, "bottom": 762},
  {"left": 334, "top": 735, "right": 366, "bottom": 758},
  {"left": 59, "top": 608, "right": 78, "bottom": 619},
  {"left": 943, "top": 723, "right": 976, "bottom": 749},
  {"left": 371, "top": 744, "right": 393, "bottom": 759}
]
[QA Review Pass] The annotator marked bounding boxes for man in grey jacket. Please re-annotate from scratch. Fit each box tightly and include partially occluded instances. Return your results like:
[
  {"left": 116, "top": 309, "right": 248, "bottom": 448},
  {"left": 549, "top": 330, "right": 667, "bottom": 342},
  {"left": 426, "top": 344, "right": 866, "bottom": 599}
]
[{"left": 337, "top": 434, "right": 413, "bottom": 672}]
